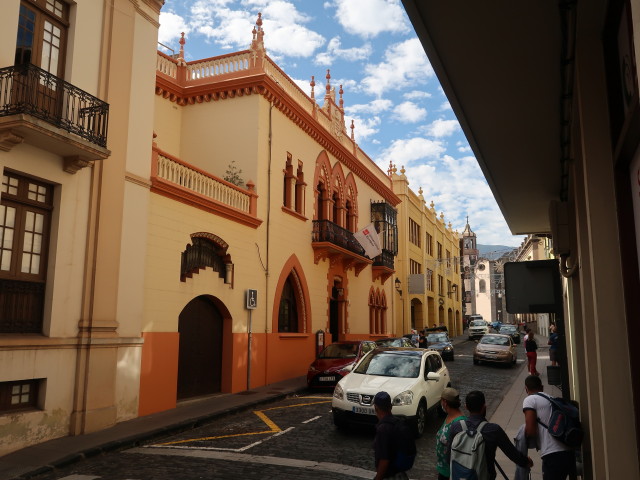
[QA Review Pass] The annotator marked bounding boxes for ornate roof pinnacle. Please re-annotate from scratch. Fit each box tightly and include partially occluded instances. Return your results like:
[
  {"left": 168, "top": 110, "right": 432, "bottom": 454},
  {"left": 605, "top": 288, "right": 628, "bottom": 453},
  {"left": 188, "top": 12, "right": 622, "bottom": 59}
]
[
  {"left": 177, "top": 32, "right": 186, "bottom": 64},
  {"left": 325, "top": 69, "right": 331, "bottom": 94},
  {"left": 388, "top": 160, "right": 393, "bottom": 176},
  {"left": 310, "top": 76, "right": 315, "bottom": 100},
  {"left": 400, "top": 165, "right": 406, "bottom": 175},
  {"left": 339, "top": 85, "right": 344, "bottom": 109},
  {"left": 350, "top": 119, "right": 355, "bottom": 140},
  {"left": 251, "top": 13, "right": 265, "bottom": 52}
]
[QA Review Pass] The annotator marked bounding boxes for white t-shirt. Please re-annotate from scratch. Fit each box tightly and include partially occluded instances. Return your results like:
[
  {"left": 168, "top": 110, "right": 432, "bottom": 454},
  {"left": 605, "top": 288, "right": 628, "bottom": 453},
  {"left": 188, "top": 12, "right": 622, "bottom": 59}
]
[{"left": 523, "top": 392, "right": 572, "bottom": 457}]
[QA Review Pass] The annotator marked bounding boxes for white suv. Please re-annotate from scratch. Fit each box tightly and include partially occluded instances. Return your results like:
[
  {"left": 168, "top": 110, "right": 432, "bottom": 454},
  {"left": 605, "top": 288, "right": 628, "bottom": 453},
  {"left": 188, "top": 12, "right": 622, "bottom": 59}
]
[
  {"left": 331, "top": 347, "right": 450, "bottom": 437},
  {"left": 468, "top": 319, "right": 489, "bottom": 340}
]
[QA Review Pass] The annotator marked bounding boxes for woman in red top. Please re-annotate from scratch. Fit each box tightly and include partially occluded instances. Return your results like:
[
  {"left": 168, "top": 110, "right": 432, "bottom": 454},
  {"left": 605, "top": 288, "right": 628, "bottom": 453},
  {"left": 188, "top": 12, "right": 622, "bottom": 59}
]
[{"left": 524, "top": 329, "right": 540, "bottom": 376}]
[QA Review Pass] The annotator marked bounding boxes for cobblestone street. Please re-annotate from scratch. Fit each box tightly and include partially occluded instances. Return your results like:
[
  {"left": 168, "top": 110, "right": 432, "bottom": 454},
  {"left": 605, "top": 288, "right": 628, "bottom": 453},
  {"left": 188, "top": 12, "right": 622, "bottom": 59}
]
[{"left": 31, "top": 339, "right": 525, "bottom": 480}]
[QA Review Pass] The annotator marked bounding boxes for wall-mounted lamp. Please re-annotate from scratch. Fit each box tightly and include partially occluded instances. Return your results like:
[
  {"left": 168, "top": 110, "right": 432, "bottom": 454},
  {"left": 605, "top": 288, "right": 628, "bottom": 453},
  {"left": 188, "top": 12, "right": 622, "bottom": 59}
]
[
  {"left": 395, "top": 278, "right": 402, "bottom": 297},
  {"left": 447, "top": 284, "right": 458, "bottom": 296}
]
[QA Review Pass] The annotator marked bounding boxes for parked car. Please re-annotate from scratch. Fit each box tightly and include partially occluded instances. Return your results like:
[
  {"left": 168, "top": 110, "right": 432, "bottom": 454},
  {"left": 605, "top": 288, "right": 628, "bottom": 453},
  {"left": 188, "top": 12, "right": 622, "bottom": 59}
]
[
  {"left": 498, "top": 324, "right": 520, "bottom": 344},
  {"left": 307, "top": 340, "right": 377, "bottom": 389},
  {"left": 473, "top": 334, "right": 517, "bottom": 366},
  {"left": 489, "top": 321, "right": 503, "bottom": 331},
  {"left": 332, "top": 347, "right": 451, "bottom": 437},
  {"left": 376, "top": 337, "right": 414, "bottom": 348},
  {"left": 468, "top": 319, "right": 489, "bottom": 340},
  {"left": 425, "top": 332, "right": 455, "bottom": 361}
]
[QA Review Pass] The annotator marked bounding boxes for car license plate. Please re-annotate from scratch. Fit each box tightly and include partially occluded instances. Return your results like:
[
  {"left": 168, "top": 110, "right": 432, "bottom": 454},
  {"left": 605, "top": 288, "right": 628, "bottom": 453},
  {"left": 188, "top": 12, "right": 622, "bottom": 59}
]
[
  {"left": 352, "top": 406, "right": 375, "bottom": 415},
  {"left": 319, "top": 376, "right": 335, "bottom": 382}
]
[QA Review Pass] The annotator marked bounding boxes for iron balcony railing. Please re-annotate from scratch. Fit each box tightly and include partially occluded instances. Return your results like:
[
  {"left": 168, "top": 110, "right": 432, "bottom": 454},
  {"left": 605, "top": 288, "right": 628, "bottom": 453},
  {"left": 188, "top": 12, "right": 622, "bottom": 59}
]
[
  {"left": 312, "top": 219, "right": 365, "bottom": 257},
  {"left": 0, "top": 63, "right": 109, "bottom": 147},
  {"left": 373, "top": 249, "right": 395, "bottom": 269}
]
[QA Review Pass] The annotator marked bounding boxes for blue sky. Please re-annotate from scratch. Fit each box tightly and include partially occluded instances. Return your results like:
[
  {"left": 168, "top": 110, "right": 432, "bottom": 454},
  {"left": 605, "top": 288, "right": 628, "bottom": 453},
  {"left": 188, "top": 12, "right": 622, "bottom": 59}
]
[{"left": 157, "top": 0, "right": 523, "bottom": 248}]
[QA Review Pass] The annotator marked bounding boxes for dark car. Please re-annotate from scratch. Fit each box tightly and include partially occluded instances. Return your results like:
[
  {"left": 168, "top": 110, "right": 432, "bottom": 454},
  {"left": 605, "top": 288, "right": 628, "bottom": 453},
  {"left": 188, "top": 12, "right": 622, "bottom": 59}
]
[
  {"left": 425, "top": 332, "right": 455, "bottom": 361},
  {"left": 307, "top": 340, "right": 376, "bottom": 389},
  {"left": 375, "top": 337, "right": 415, "bottom": 348},
  {"left": 497, "top": 324, "right": 520, "bottom": 344},
  {"left": 490, "top": 321, "right": 503, "bottom": 332}
]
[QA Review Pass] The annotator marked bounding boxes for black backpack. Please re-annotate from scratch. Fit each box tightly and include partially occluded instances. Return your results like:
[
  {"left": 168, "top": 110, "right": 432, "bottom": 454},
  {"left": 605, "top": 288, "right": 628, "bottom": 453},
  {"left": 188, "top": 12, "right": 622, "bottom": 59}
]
[
  {"left": 390, "top": 416, "right": 417, "bottom": 471},
  {"left": 536, "top": 393, "right": 584, "bottom": 448}
]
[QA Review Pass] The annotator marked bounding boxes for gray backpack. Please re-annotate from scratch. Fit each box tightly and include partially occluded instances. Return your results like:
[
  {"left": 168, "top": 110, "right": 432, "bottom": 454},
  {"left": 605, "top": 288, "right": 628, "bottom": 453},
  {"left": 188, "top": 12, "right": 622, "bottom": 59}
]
[{"left": 450, "top": 420, "right": 489, "bottom": 480}]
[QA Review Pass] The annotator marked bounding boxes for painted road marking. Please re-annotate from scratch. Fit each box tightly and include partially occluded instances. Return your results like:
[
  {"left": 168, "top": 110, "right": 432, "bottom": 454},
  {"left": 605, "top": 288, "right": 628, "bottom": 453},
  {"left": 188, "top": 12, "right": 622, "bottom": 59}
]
[
  {"left": 126, "top": 447, "right": 376, "bottom": 479},
  {"left": 151, "top": 398, "right": 331, "bottom": 448},
  {"left": 302, "top": 415, "right": 321, "bottom": 424}
]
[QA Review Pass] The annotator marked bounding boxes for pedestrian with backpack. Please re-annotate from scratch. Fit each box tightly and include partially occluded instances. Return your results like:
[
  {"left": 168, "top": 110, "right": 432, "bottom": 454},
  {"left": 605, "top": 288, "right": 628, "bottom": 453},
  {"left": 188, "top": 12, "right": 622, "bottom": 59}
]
[
  {"left": 372, "top": 391, "right": 416, "bottom": 480},
  {"left": 436, "top": 387, "right": 466, "bottom": 479},
  {"left": 523, "top": 375, "right": 578, "bottom": 480},
  {"left": 448, "top": 390, "right": 533, "bottom": 480}
]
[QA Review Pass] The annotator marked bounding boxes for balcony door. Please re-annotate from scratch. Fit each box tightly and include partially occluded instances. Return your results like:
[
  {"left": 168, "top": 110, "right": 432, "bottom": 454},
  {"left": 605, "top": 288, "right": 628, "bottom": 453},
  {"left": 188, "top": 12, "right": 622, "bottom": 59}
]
[{"left": 14, "top": 0, "right": 68, "bottom": 117}]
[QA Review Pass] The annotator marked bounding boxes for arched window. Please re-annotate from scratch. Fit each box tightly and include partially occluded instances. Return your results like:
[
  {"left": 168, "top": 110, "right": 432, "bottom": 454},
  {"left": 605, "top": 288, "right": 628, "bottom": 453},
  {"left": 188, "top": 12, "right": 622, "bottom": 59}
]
[
  {"left": 278, "top": 276, "right": 299, "bottom": 332},
  {"left": 479, "top": 279, "right": 486, "bottom": 293},
  {"left": 316, "top": 182, "right": 326, "bottom": 220},
  {"left": 180, "top": 233, "right": 232, "bottom": 283},
  {"left": 332, "top": 191, "right": 340, "bottom": 225},
  {"left": 283, "top": 154, "right": 305, "bottom": 215},
  {"left": 368, "top": 288, "right": 387, "bottom": 334}
]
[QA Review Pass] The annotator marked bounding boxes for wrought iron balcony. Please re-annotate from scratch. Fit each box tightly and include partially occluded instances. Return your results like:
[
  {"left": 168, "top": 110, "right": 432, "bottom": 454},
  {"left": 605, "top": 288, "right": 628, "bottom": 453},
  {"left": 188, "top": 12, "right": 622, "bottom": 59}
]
[
  {"left": 373, "top": 249, "right": 395, "bottom": 269},
  {"left": 312, "top": 219, "right": 364, "bottom": 256},
  {"left": 0, "top": 63, "right": 109, "bottom": 148},
  {"left": 312, "top": 220, "right": 371, "bottom": 275}
]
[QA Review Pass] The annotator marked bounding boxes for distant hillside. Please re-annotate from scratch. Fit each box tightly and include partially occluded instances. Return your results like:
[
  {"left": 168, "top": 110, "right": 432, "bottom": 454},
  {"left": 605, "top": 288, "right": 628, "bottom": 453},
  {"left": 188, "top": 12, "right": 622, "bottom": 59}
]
[{"left": 476, "top": 244, "right": 516, "bottom": 259}]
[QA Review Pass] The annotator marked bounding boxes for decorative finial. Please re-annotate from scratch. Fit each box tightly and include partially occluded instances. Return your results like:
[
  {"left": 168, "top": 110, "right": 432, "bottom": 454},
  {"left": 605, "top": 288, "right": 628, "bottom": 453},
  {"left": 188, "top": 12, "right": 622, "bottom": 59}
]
[
  {"left": 256, "top": 12, "right": 263, "bottom": 27},
  {"left": 350, "top": 119, "right": 355, "bottom": 140},
  {"left": 310, "top": 76, "right": 315, "bottom": 100},
  {"left": 430, "top": 201, "right": 435, "bottom": 210},
  {"left": 339, "top": 85, "right": 344, "bottom": 109},
  {"left": 392, "top": 164, "right": 398, "bottom": 174},
  {"left": 400, "top": 165, "right": 406, "bottom": 175},
  {"left": 440, "top": 212, "right": 445, "bottom": 220},
  {"left": 177, "top": 32, "right": 186, "bottom": 64},
  {"left": 418, "top": 187, "right": 423, "bottom": 195},
  {"left": 326, "top": 69, "right": 331, "bottom": 94},
  {"left": 388, "top": 160, "right": 393, "bottom": 176},
  {"left": 448, "top": 222, "right": 452, "bottom": 229}
]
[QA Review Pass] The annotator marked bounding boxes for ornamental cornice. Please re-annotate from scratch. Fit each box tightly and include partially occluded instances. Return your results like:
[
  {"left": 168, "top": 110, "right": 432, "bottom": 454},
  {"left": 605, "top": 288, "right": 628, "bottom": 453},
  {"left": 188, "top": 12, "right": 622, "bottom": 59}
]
[{"left": 155, "top": 74, "right": 400, "bottom": 206}]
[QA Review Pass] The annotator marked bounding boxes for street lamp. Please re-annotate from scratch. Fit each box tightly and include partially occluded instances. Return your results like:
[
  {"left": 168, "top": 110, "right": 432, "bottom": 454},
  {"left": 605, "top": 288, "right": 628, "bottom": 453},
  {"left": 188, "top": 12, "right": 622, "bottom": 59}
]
[
  {"left": 395, "top": 278, "right": 405, "bottom": 334},
  {"left": 447, "top": 284, "right": 458, "bottom": 297},
  {"left": 395, "top": 277, "right": 402, "bottom": 296}
]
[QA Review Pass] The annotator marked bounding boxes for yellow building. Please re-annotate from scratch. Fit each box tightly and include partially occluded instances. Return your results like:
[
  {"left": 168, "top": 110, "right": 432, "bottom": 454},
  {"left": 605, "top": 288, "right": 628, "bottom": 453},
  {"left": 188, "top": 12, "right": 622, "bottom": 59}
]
[
  {"left": 139, "top": 17, "right": 401, "bottom": 415},
  {"left": 390, "top": 166, "right": 462, "bottom": 336},
  {"left": 0, "top": 0, "right": 162, "bottom": 456}
]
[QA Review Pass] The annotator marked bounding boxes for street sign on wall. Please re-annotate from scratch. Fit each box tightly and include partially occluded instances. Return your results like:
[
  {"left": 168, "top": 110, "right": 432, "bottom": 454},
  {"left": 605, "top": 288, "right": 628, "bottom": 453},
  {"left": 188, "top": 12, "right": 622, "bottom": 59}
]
[{"left": 246, "top": 289, "right": 257, "bottom": 309}]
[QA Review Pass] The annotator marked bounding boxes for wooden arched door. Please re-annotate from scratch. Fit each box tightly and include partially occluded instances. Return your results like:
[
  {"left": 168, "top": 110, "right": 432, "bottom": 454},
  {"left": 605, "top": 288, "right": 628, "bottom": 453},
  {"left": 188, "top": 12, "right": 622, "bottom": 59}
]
[{"left": 177, "top": 296, "right": 223, "bottom": 399}]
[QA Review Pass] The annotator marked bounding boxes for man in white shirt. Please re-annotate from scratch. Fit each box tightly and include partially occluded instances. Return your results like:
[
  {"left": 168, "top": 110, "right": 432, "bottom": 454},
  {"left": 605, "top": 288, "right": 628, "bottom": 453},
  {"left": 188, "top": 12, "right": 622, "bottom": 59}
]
[{"left": 523, "top": 375, "right": 576, "bottom": 480}]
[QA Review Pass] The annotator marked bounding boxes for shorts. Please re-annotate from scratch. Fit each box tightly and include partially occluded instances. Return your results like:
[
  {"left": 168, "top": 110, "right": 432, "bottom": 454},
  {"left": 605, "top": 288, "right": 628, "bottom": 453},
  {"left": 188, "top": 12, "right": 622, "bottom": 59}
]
[{"left": 549, "top": 349, "right": 557, "bottom": 362}]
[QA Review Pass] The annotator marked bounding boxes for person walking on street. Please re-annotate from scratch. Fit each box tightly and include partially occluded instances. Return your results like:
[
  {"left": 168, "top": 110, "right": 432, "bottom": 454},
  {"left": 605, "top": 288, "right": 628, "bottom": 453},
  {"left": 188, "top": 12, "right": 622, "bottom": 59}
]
[
  {"left": 525, "top": 329, "right": 540, "bottom": 376},
  {"left": 523, "top": 375, "right": 576, "bottom": 480},
  {"left": 447, "top": 391, "right": 533, "bottom": 480},
  {"left": 372, "top": 391, "right": 410, "bottom": 480},
  {"left": 435, "top": 387, "right": 466, "bottom": 480},
  {"left": 548, "top": 325, "right": 559, "bottom": 366}
]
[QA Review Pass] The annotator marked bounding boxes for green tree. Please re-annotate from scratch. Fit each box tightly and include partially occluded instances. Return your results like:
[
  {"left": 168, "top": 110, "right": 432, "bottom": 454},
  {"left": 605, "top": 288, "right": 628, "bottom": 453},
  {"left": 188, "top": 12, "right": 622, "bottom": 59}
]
[{"left": 224, "top": 160, "right": 245, "bottom": 187}]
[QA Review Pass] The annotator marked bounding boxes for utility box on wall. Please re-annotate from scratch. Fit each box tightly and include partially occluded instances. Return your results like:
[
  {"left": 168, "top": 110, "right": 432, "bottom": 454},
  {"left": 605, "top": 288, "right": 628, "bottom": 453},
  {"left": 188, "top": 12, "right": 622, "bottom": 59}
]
[{"left": 504, "top": 259, "right": 562, "bottom": 314}]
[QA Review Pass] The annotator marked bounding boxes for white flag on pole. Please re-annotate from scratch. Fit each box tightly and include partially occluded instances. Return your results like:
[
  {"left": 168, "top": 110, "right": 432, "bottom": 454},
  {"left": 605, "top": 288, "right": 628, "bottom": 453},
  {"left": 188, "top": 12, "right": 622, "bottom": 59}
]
[{"left": 354, "top": 223, "right": 382, "bottom": 259}]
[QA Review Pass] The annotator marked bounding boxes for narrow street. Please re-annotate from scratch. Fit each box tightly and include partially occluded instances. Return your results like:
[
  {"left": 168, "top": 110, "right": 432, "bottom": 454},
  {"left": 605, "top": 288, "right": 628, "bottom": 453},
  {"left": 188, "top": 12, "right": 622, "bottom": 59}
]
[{"left": 33, "top": 339, "right": 525, "bottom": 480}]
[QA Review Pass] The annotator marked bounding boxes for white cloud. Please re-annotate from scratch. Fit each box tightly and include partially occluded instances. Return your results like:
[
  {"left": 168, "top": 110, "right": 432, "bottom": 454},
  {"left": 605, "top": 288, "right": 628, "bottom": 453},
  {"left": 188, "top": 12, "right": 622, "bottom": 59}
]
[
  {"left": 346, "top": 99, "right": 393, "bottom": 115},
  {"left": 186, "top": 0, "right": 325, "bottom": 57},
  {"left": 404, "top": 90, "right": 432, "bottom": 100},
  {"left": 316, "top": 36, "right": 372, "bottom": 66},
  {"left": 158, "top": 11, "right": 190, "bottom": 46},
  {"left": 392, "top": 101, "right": 427, "bottom": 123},
  {"left": 346, "top": 115, "right": 381, "bottom": 141},
  {"left": 361, "top": 38, "right": 434, "bottom": 97},
  {"left": 377, "top": 137, "right": 446, "bottom": 166},
  {"left": 422, "top": 119, "right": 460, "bottom": 137},
  {"left": 440, "top": 101, "right": 452, "bottom": 111},
  {"left": 331, "top": 0, "right": 409, "bottom": 38}
]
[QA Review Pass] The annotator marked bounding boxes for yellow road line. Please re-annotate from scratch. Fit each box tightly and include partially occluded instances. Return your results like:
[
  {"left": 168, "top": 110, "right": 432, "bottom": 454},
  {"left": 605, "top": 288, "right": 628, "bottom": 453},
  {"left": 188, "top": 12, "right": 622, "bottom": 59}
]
[{"left": 154, "top": 399, "right": 331, "bottom": 446}]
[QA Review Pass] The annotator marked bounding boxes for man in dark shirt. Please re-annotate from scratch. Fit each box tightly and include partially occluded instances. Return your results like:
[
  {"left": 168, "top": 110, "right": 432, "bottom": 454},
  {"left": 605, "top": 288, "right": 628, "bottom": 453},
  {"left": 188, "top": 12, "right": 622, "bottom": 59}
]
[
  {"left": 372, "top": 391, "right": 409, "bottom": 480},
  {"left": 447, "top": 390, "right": 533, "bottom": 479}
]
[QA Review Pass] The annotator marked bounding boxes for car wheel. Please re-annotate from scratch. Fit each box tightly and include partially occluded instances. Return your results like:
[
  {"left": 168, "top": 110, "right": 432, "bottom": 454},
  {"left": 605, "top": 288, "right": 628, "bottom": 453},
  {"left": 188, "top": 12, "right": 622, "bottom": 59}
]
[
  {"left": 333, "top": 413, "right": 347, "bottom": 430},
  {"left": 413, "top": 401, "right": 427, "bottom": 438}
]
